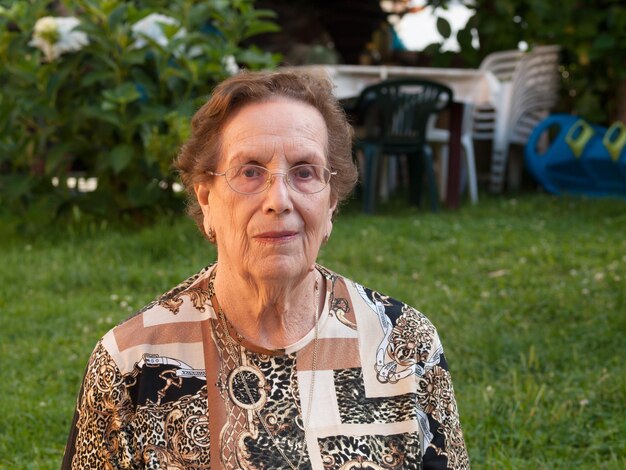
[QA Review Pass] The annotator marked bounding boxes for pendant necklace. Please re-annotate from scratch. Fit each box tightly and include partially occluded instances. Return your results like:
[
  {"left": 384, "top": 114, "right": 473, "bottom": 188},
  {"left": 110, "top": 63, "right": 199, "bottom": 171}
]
[{"left": 215, "top": 273, "right": 321, "bottom": 470}]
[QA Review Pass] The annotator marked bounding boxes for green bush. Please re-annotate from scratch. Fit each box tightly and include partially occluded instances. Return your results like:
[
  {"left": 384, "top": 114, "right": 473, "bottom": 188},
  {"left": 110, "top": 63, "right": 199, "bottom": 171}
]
[
  {"left": 422, "top": 0, "right": 626, "bottom": 124},
  {"left": 0, "top": 0, "right": 281, "bottom": 228}
]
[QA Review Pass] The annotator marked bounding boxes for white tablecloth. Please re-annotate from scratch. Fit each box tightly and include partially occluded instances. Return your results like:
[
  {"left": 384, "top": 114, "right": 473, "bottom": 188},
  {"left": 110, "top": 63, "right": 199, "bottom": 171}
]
[{"left": 291, "top": 64, "right": 500, "bottom": 106}]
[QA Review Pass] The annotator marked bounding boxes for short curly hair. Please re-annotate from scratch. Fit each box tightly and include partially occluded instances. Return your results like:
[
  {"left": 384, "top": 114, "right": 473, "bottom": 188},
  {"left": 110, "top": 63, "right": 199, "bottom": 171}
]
[{"left": 174, "top": 70, "right": 358, "bottom": 236}]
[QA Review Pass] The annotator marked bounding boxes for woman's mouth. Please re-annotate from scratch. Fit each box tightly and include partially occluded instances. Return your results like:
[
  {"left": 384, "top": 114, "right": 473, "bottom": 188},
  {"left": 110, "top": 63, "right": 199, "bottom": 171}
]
[{"left": 254, "top": 231, "right": 298, "bottom": 243}]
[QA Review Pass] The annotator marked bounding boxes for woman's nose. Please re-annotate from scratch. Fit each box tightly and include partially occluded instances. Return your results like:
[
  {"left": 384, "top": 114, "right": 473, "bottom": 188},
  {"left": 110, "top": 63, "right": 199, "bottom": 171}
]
[{"left": 262, "top": 173, "right": 293, "bottom": 214}]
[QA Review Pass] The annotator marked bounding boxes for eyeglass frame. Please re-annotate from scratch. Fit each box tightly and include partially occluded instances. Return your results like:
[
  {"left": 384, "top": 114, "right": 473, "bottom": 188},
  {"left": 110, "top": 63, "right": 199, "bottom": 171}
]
[{"left": 206, "top": 163, "right": 337, "bottom": 195}]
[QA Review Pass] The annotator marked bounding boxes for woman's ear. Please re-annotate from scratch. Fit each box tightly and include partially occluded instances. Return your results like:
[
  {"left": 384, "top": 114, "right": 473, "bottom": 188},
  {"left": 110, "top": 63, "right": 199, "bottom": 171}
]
[
  {"left": 194, "top": 182, "right": 213, "bottom": 237},
  {"left": 325, "top": 197, "right": 338, "bottom": 242}
]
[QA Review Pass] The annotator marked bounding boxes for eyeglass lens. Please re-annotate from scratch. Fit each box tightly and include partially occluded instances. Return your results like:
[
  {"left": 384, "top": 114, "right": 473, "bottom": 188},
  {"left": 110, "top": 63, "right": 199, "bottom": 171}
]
[{"left": 225, "top": 164, "right": 330, "bottom": 194}]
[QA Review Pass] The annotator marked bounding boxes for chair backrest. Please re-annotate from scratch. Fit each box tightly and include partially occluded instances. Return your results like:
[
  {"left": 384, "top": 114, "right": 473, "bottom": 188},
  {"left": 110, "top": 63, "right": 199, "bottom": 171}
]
[
  {"left": 472, "top": 48, "right": 526, "bottom": 139},
  {"left": 353, "top": 79, "right": 453, "bottom": 150},
  {"left": 484, "top": 45, "right": 561, "bottom": 192},
  {"left": 472, "top": 45, "right": 561, "bottom": 141},
  {"left": 479, "top": 49, "right": 526, "bottom": 81},
  {"left": 508, "top": 45, "right": 561, "bottom": 144}
]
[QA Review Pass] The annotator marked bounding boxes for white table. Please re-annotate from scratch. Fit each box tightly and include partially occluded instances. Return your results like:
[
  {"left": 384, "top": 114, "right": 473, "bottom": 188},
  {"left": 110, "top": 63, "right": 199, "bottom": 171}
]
[
  {"left": 289, "top": 65, "right": 501, "bottom": 207},
  {"left": 299, "top": 64, "right": 500, "bottom": 105}
]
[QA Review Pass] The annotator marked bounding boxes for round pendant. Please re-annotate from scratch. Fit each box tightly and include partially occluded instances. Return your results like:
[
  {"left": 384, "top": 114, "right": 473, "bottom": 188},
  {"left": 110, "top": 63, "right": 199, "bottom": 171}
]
[{"left": 227, "top": 365, "right": 267, "bottom": 410}]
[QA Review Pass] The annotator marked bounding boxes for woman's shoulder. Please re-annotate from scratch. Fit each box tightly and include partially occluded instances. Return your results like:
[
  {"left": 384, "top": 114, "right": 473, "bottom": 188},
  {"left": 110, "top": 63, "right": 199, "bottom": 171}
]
[
  {"left": 320, "top": 264, "right": 437, "bottom": 333},
  {"left": 131, "top": 263, "right": 215, "bottom": 321},
  {"left": 95, "top": 264, "right": 216, "bottom": 368},
  {"left": 320, "top": 265, "right": 446, "bottom": 388},
  {"left": 114, "top": 263, "right": 215, "bottom": 326}
]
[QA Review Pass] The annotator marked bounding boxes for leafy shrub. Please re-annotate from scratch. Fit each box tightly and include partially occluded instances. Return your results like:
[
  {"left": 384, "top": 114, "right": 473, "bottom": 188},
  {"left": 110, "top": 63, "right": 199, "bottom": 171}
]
[
  {"left": 0, "top": 0, "right": 281, "bottom": 229},
  {"left": 421, "top": 0, "right": 626, "bottom": 124}
]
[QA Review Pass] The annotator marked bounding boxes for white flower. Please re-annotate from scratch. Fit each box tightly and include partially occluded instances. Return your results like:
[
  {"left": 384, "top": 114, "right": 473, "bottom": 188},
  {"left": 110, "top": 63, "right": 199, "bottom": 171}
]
[
  {"left": 131, "top": 13, "right": 185, "bottom": 50},
  {"left": 222, "top": 54, "right": 239, "bottom": 75},
  {"left": 34, "top": 16, "right": 58, "bottom": 37},
  {"left": 29, "top": 16, "right": 89, "bottom": 62}
]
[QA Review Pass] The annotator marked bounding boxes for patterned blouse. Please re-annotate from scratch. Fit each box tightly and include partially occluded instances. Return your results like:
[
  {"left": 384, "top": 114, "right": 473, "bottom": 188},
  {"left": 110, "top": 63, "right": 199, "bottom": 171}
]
[{"left": 63, "top": 264, "right": 469, "bottom": 469}]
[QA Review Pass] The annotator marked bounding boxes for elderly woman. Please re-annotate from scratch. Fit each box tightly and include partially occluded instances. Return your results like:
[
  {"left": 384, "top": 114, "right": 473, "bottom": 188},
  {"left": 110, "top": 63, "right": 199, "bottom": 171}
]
[{"left": 63, "top": 71, "right": 469, "bottom": 469}]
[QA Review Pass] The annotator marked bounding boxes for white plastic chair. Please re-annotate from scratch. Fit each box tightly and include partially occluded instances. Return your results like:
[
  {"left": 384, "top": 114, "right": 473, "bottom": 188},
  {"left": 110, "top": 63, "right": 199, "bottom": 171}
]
[
  {"left": 428, "top": 46, "right": 561, "bottom": 197},
  {"left": 427, "top": 48, "right": 526, "bottom": 203},
  {"left": 472, "top": 49, "right": 526, "bottom": 141},
  {"left": 487, "top": 45, "right": 561, "bottom": 193},
  {"left": 427, "top": 109, "right": 478, "bottom": 203}
]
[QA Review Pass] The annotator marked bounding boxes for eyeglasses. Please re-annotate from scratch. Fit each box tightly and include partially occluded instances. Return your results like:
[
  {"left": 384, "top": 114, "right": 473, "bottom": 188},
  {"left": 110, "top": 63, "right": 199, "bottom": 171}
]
[{"left": 207, "top": 164, "right": 336, "bottom": 195}]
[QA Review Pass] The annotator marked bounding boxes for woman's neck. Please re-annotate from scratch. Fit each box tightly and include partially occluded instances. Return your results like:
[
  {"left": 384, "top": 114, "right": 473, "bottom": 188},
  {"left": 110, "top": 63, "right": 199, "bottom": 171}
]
[{"left": 212, "top": 265, "right": 322, "bottom": 350}]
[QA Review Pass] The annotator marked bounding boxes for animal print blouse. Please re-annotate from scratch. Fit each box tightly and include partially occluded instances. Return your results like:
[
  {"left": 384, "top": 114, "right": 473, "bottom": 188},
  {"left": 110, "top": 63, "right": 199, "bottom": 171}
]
[{"left": 63, "top": 264, "right": 469, "bottom": 469}]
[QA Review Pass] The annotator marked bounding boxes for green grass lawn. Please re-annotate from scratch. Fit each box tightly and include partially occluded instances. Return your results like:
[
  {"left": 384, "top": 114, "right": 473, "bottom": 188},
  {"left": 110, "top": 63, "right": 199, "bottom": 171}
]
[{"left": 1, "top": 193, "right": 625, "bottom": 468}]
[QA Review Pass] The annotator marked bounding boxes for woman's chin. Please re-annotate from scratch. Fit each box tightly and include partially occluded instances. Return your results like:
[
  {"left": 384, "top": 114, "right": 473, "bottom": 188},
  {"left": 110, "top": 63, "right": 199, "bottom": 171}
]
[{"left": 244, "top": 255, "right": 313, "bottom": 283}]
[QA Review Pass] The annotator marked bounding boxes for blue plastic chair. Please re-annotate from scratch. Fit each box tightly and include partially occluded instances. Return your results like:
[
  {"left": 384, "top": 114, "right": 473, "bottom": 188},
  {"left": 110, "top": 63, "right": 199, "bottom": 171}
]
[{"left": 349, "top": 79, "right": 453, "bottom": 213}]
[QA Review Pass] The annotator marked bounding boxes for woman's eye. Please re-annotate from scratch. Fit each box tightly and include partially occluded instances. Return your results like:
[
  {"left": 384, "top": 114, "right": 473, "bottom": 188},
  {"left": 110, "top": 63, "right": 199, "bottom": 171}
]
[
  {"left": 293, "top": 166, "right": 315, "bottom": 179},
  {"left": 241, "top": 166, "right": 263, "bottom": 178}
]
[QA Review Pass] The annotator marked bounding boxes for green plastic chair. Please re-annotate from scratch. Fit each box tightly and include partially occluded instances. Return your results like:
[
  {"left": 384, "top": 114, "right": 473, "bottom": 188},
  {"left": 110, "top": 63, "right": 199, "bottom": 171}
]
[{"left": 349, "top": 78, "right": 453, "bottom": 213}]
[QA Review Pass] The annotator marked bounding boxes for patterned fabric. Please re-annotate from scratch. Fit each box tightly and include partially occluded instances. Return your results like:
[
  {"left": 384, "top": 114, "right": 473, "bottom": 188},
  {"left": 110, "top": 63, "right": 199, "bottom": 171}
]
[{"left": 63, "top": 264, "right": 469, "bottom": 469}]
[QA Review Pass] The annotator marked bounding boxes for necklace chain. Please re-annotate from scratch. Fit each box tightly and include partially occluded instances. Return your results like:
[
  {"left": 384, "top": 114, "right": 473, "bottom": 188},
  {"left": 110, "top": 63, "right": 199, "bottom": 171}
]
[{"left": 215, "top": 273, "right": 321, "bottom": 470}]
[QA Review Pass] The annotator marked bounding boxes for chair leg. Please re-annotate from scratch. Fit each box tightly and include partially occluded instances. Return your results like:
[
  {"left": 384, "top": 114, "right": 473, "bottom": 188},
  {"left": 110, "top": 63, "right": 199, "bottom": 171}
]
[
  {"left": 406, "top": 153, "right": 423, "bottom": 207},
  {"left": 439, "top": 137, "right": 478, "bottom": 204},
  {"left": 406, "top": 149, "right": 439, "bottom": 212},
  {"left": 423, "top": 145, "right": 439, "bottom": 212},
  {"left": 489, "top": 96, "right": 512, "bottom": 193},
  {"left": 438, "top": 144, "right": 449, "bottom": 202},
  {"left": 462, "top": 134, "right": 479, "bottom": 203},
  {"left": 489, "top": 141, "right": 510, "bottom": 193},
  {"left": 362, "top": 144, "right": 381, "bottom": 214}
]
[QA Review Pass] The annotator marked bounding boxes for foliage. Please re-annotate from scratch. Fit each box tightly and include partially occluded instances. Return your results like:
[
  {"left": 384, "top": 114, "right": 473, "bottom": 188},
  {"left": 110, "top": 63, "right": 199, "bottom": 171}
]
[
  {"left": 423, "top": 0, "right": 626, "bottom": 124},
  {"left": 0, "top": 194, "right": 625, "bottom": 467},
  {"left": 0, "top": 0, "right": 281, "bottom": 229}
]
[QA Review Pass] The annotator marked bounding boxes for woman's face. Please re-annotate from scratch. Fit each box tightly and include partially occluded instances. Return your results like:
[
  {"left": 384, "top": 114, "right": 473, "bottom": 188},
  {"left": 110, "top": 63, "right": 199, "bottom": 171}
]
[{"left": 194, "top": 98, "right": 337, "bottom": 284}]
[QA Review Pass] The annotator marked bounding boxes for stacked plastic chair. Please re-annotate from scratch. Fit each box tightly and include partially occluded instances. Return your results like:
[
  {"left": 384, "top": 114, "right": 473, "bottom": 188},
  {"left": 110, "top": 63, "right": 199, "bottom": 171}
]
[
  {"left": 349, "top": 79, "right": 453, "bottom": 213},
  {"left": 486, "top": 45, "right": 561, "bottom": 193},
  {"left": 472, "top": 49, "right": 526, "bottom": 141},
  {"left": 430, "top": 46, "right": 562, "bottom": 197},
  {"left": 427, "top": 48, "right": 527, "bottom": 203},
  {"left": 525, "top": 114, "right": 626, "bottom": 197}
]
